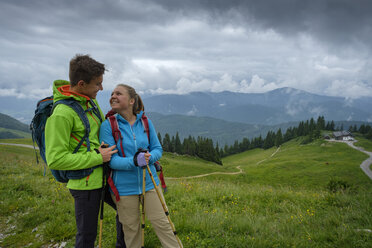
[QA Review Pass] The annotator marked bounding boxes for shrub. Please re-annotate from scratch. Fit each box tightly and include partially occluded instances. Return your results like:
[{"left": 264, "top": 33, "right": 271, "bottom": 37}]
[{"left": 327, "top": 177, "right": 351, "bottom": 193}]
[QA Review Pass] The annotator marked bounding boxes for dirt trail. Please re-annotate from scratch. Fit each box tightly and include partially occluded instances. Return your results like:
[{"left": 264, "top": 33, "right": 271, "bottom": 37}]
[
  {"left": 256, "top": 146, "right": 280, "bottom": 165},
  {"left": 0, "top": 143, "right": 290, "bottom": 181},
  {"left": 0, "top": 143, "right": 37, "bottom": 149},
  {"left": 167, "top": 146, "right": 281, "bottom": 180},
  {"left": 166, "top": 166, "right": 243, "bottom": 180}
]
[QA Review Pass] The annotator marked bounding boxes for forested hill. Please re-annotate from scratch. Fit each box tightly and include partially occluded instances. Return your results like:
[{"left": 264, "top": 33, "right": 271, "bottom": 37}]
[{"left": 0, "top": 112, "right": 30, "bottom": 133}]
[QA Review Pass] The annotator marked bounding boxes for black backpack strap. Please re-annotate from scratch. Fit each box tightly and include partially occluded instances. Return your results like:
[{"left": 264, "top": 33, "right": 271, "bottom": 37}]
[
  {"left": 87, "top": 99, "right": 103, "bottom": 123},
  {"left": 53, "top": 98, "right": 91, "bottom": 152}
]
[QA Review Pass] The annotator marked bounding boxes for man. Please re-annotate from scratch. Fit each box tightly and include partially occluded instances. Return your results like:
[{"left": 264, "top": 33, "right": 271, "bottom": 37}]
[{"left": 45, "top": 54, "right": 119, "bottom": 247}]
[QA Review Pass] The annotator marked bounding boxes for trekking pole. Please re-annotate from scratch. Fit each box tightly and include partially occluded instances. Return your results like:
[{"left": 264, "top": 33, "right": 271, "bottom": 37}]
[
  {"left": 99, "top": 190, "right": 104, "bottom": 248},
  {"left": 145, "top": 165, "right": 183, "bottom": 248},
  {"left": 141, "top": 167, "right": 146, "bottom": 248},
  {"left": 99, "top": 162, "right": 108, "bottom": 248}
]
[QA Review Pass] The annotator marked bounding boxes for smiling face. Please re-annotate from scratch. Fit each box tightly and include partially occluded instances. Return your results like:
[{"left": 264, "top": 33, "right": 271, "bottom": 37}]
[
  {"left": 79, "top": 75, "right": 103, "bottom": 99},
  {"left": 110, "top": 85, "right": 135, "bottom": 113}
]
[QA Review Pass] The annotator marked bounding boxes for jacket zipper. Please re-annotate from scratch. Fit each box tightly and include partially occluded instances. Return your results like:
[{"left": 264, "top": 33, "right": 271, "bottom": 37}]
[{"left": 130, "top": 125, "right": 141, "bottom": 194}]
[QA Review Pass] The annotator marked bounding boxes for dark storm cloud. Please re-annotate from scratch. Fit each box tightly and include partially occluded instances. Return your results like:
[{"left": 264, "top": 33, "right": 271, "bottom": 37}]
[
  {"left": 0, "top": 0, "right": 371, "bottom": 99},
  {"left": 156, "top": 0, "right": 372, "bottom": 50}
]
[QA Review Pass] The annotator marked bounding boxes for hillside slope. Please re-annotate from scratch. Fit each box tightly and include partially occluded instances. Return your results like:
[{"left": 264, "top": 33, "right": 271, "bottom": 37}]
[
  {"left": 0, "top": 112, "right": 30, "bottom": 132},
  {"left": 0, "top": 112, "right": 31, "bottom": 139},
  {"left": 1, "top": 138, "right": 372, "bottom": 247}
]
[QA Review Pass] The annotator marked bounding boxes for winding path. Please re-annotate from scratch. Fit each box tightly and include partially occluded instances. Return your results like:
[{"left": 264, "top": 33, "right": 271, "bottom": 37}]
[
  {"left": 0, "top": 143, "right": 37, "bottom": 149},
  {"left": 5, "top": 140, "right": 370, "bottom": 181},
  {"left": 166, "top": 166, "right": 243, "bottom": 180},
  {"left": 167, "top": 146, "right": 282, "bottom": 179},
  {"left": 256, "top": 146, "right": 280, "bottom": 165}
]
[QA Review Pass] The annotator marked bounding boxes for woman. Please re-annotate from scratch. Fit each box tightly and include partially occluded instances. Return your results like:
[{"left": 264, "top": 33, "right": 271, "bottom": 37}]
[{"left": 99, "top": 84, "right": 182, "bottom": 248}]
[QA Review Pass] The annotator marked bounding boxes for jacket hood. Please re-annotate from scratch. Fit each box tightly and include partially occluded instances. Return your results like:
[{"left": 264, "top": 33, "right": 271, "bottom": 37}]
[{"left": 52, "top": 80, "right": 91, "bottom": 103}]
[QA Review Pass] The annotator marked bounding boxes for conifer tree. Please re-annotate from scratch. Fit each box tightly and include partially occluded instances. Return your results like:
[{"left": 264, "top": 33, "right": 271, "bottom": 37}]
[
  {"left": 170, "top": 136, "right": 176, "bottom": 153},
  {"left": 175, "top": 132, "right": 182, "bottom": 154},
  {"left": 232, "top": 140, "right": 239, "bottom": 154},
  {"left": 241, "top": 137, "right": 250, "bottom": 151},
  {"left": 162, "top": 133, "right": 171, "bottom": 152},
  {"left": 366, "top": 128, "right": 372, "bottom": 140},
  {"left": 263, "top": 131, "right": 275, "bottom": 149},
  {"left": 330, "top": 120, "right": 335, "bottom": 131},
  {"left": 275, "top": 128, "right": 283, "bottom": 147},
  {"left": 309, "top": 118, "right": 316, "bottom": 133},
  {"left": 157, "top": 132, "right": 162, "bottom": 146},
  {"left": 317, "top": 116, "right": 325, "bottom": 130},
  {"left": 224, "top": 144, "right": 230, "bottom": 156}
]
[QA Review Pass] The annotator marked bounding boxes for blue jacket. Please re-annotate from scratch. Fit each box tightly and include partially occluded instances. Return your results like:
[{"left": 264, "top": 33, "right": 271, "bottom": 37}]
[{"left": 99, "top": 111, "right": 162, "bottom": 196}]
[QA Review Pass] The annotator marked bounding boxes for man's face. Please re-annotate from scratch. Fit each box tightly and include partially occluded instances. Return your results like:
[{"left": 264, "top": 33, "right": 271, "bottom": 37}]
[{"left": 81, "top": 75, "right": 103, "bottom": 99}]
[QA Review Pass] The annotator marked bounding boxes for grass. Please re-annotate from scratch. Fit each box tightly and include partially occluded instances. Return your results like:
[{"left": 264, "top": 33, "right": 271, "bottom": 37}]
[
  {"left": 160, "top": 152, "right": 232, "bottom": 177},
  {"left": 1, "top": 137, "right": 372, "bottom": 247},
  {"left": 0, "top": 127, "right": 31, "bottom": 139},
  {"left": 353, "top": 135, "right": 372, "bottom": 152},
  {"left": 0, "top": 138, "right": 34, "bottom": 146}
]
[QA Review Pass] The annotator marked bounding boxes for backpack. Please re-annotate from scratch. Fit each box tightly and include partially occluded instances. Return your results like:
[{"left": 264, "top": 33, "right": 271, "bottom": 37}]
[
  {"left": 105, "top": 111, "right": 167, "bottom": 202},
  {"left": 30, "top": 96, "right": 101, "bottom": 183}
]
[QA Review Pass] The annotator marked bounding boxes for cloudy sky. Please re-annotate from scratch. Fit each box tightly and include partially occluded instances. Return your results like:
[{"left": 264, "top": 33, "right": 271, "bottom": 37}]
[{"left": 1, "top": 0, "right": 371, "bottom": 100}]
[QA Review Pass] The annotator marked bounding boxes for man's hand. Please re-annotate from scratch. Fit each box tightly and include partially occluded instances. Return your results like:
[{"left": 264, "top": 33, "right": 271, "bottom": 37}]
[{"left": 98, "top": 142, "right": 117, "bottom": 162}]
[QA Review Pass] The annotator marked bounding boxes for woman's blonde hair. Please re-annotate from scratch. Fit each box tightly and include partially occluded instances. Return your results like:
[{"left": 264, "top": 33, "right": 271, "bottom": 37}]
[{"left": 116, "top": 84, "right": 144, "bottom": 115}]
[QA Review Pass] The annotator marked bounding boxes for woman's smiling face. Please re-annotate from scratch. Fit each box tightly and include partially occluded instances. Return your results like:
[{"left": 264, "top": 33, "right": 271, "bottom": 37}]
[{"left": 110, "top": 85, "right": 134, "bottom": 112}]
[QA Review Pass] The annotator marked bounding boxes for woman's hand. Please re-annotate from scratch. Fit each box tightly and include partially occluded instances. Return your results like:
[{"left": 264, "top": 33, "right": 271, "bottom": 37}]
[{"left": 134, "top": 149, "right": 151, "bottom": 167}]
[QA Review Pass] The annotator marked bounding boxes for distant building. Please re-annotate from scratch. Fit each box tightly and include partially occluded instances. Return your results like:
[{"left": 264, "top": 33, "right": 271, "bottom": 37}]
[{"left": 333, "top": 131, "right": 354, "bottom": 141}]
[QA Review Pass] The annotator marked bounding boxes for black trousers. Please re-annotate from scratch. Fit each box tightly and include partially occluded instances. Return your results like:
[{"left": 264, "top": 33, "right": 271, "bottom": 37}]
[{"left": 69, "top": 188, "right": 126, "bottom": 248}]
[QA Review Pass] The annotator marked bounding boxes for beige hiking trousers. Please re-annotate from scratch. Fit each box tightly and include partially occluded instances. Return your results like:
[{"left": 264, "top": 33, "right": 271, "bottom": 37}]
[{"left": 112, "top": 189, "right": 182, "bottom": 248}]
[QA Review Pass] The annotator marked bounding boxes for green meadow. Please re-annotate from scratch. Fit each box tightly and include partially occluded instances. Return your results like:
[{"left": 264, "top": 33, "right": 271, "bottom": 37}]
[
  {"left": 354, "top": 134, "right": 372, "bottom": 153},
  {"left": 0, "top": 128, "right": 31, "bottom": 139},
  {"left": 1, "top": 137, "right": 371, "bottom": 247}
]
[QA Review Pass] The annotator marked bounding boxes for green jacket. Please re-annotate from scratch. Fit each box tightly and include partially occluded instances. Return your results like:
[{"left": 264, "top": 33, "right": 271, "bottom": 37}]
[{"left": 45, "top": 80, "right": 104, "bottom": 190}]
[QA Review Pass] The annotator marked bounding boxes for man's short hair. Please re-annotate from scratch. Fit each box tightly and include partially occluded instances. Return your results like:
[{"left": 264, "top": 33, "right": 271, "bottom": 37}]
[{"left": 69, "top": 54, "right": 105, "bottom": 86}]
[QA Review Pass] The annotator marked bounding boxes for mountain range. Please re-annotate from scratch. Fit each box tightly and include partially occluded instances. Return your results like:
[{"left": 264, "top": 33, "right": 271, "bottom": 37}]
[
  {"left": 1, "top": 110, "right": 368, "bottom": 146},
  {"left": 2, "top": 87, "right": 372, "bottom": 126},
  {"left": 142, "top": 87, "right": 372, "bottom": 125}
]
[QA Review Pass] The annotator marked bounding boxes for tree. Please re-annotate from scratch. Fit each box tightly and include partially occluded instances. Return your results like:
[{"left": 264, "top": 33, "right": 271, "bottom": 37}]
[
  {"left": 263, "top": 131, "right": 275, "bottom": 149},
  {"left": 157, "top": 132, "right": 162, "bottom": 146},
  {"left": 162, "top": 133, "right": 171, "bottom": 152},
  {"left": 175, "top": 132, "right": 182, "bottom": 154},
  {"left": 313, "top": 128, "right": 321, "bottom": 139},
  {"left": 183, "top": 135, "right": 197, "bottom": 156},
  {"left": 170, "top": 136, "right": 176, "bottom": 153},
  {"left": 317, "top": 116, "right": 325, "bottom": 130},
  {"left": 330, "top": 121, "right": 335, "bottom": 131},
  {"left": 232, "top": 140, "right": 239, "bottom": 154},
  {"left": 224, "top": 144, "right": 230, "bottom": 156},
  {"left": 359, "top": 124, "right": 366, "bottom": 134},
  {"left": 240, "top": 137, "right": 250, "bottom": 151},
  {"left": 309, "top": 118, "right": 316, "bottom": 133},
  {"left": 275, "top": 128, "right": 283, "bottom": 147},
  {"left": 366, "top": 128, "right": 372, "bottom": 140},
  {"left": 297, "top": 121, "right": 305, "bottom": 136},
  {"left": 215, "top": 142, "right": 221, "bottom": 158}
]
